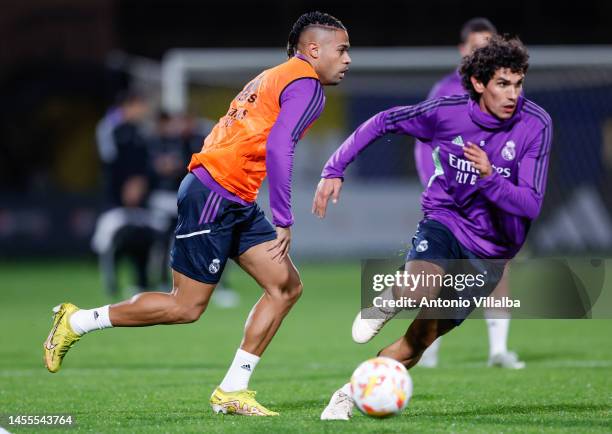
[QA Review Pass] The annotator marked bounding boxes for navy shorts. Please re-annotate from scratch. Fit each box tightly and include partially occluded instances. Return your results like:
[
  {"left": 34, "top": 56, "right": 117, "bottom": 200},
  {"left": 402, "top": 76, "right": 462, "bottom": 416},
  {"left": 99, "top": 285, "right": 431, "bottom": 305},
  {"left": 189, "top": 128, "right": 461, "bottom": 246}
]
[
  {"left": 406, "top": 219, "right": 506, "bottom": 325},
  {"left": 170, "top": 173, "right": 277, "bottom": 284}
]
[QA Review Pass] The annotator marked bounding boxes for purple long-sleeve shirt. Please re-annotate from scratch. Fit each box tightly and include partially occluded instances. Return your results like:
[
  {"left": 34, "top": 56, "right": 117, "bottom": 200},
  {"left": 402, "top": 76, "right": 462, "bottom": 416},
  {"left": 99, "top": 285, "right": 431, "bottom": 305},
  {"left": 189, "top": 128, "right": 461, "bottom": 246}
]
[
  {"left": 322, "top": 95, "right": 553, "bottom": 259},
  {"left": 266, "top": 77, "right": 325, "bottom": 226},
  {"left": 428, "top": 70, "right": 465, "bottom": 99},
  {"left": 194, "top": 74, "right": 325, "bottom": 227},
  {"left": 414, "top": 70, "right": 465, "bottom": 186}
]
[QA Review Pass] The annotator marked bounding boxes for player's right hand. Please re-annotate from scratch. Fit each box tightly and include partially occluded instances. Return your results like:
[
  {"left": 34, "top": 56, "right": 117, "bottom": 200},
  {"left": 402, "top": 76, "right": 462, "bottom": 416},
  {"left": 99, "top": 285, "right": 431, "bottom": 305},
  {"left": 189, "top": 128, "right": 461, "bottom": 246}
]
[
  {"left": 312, "top": 178, "right": 343, "bottom": 218},
  {"left": 268, "top": 226, "right": 291, "bottom": 262}
]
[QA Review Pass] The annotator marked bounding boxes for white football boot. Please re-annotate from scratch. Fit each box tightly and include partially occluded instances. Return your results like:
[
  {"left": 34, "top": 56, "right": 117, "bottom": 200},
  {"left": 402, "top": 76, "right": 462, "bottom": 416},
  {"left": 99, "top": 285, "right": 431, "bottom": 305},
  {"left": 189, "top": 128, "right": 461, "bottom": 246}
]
[
  {"left": 488, "top": 351, "right": 526, "bottom": 369},
  {"left": 321, "top": 384, "right": 354, "bottom": 420},
  {"left": 352, "top": 286, "right": 401, "bottom": 344}
]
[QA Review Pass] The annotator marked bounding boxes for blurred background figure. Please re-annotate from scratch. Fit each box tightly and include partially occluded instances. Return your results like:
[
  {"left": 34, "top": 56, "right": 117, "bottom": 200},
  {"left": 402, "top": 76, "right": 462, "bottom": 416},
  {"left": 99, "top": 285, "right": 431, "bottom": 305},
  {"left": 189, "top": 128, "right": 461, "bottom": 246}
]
[
  {"left": 92, "top": 92, "right": 170, "bottom": 298},
  {"left": 148, "top": 111, "right": 213, "bottom": 215},
  {"left": 149, "top": 111, "right": 188, "bottom": 194},
  {"left": 146, "top": 111, "right": 192, "bottom": 290},
  {"left": 96, "top": 91, "right": 150, "bottom": 209}
]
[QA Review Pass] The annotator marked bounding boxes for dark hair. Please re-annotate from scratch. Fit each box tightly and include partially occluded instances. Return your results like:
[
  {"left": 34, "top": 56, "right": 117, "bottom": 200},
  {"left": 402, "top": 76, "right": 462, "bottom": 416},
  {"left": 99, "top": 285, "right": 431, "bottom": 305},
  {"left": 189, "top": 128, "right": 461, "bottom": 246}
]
[
  {"left": 459, "top": 34, "right": 529, "bottom": 100},
  {"left": 114, "top": 90, "right": 145, "bottom": 107},
  {"left": 286, "top": 11, "right": 346, "bottom": 57},
  {"left": 157, "top": 110, "right": 172, "bottom": 123},
  {"left": 460, "top": 17, "right": 497, "bottom": 43}
]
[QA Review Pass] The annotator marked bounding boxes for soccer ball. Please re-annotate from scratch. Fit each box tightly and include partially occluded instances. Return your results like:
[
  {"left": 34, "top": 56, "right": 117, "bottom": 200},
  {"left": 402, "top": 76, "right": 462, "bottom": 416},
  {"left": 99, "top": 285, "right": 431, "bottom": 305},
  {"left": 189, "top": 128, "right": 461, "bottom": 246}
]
[{"left": 350, "top": 356, "right": 413, "bottom": 418}]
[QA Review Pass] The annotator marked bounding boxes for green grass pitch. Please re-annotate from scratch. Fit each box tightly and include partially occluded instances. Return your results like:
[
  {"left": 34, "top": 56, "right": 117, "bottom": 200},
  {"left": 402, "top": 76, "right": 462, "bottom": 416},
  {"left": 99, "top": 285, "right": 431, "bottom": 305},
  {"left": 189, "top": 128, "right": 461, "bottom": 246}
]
[{"left": 1, "top": 260, "right": 611, "bottom": 433}]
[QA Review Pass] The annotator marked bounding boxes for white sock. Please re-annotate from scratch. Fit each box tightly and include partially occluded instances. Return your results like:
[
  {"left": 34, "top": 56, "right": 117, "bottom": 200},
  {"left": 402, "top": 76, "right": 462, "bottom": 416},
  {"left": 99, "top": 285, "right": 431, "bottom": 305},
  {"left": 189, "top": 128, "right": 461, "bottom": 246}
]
[
  {"left": 219, "top": 349, "right": 260, "bottom": 392},
  {"left": 420, "top": 336, "right": 442, "bottom": 363},
  {"left": 485, "top": 310, "right": 510, "bottom": 357},
  {"left": 376, "top": 286, "right": 402, "bottom": 315},
  {"left": 69, "top": 305, "right": 113, "bottom": 336}
]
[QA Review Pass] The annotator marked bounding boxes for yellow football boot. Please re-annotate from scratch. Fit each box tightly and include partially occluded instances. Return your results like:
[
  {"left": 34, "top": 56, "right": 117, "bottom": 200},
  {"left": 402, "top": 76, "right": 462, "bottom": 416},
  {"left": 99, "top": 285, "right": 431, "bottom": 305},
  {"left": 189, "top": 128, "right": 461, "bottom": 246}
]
[
  {"left": 210, "top": 387, "right": 279, "bottom": 416},
  {"left": 43, "top": 303, "right": 81, "bottom": 373}
]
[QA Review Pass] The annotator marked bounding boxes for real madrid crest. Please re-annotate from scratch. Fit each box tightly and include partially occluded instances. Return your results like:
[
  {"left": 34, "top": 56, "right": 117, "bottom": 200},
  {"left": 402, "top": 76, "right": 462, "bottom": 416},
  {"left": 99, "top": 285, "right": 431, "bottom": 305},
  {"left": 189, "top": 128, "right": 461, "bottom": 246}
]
[
  {"left": 416, "top": 239, "right": 429, "bottom": 253},
  {"left": 502, "top": 140, "right": 516, "bottom": 161},
  {"left": 209, "top": 258, "right": 221, "bottom": 274}
]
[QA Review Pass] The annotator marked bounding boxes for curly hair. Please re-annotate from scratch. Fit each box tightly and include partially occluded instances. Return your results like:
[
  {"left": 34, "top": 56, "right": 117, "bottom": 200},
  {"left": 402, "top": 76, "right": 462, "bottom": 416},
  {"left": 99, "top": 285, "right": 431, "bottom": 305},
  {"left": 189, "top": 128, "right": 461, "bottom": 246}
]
[
  {"left": 459, "top": 35, "right": 529, "bottom": 100},
  {"left": 286, "top": 11, "right": 346, "bottom": 58}
]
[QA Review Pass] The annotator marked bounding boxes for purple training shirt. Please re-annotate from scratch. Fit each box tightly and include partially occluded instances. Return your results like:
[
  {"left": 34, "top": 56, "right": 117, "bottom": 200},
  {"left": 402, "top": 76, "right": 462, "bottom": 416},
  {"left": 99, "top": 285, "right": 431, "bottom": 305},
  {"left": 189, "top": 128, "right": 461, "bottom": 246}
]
[
  {"left": 428, "top": 70, "right": 465, "bottom": 100},
  {"left": 414, "top": 70, "right": 465, "bottom": 187},
  {"left": 322, "top": 94, "right": 553, "bottom": 259},
  {"left": 266, "top": 76, "right": 325, "bottom": 227},
  {"left": 196, "top": 68, "right": 325, "bottom": 227}
]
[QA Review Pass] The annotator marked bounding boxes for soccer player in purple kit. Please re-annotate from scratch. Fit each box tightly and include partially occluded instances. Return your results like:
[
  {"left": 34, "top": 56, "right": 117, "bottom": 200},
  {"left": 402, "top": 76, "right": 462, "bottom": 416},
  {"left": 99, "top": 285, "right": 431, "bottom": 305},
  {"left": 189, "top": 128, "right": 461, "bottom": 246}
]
[
  {"left": 316, "top": 35, "right": 551, "bottom": 420},
  {"left": 415, "top": 18, "right": 525, "bottom": 370}
]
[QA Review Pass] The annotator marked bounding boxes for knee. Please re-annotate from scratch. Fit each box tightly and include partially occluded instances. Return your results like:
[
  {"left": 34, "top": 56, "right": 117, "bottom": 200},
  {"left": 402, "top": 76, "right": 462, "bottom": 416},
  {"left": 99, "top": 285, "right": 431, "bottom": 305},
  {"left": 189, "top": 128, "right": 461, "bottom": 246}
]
[
  {"left": 271, "top": 279, "right": 303, "bottom": 306},
  {"left": 288, "top": 280, "right": 303, "bottom": 304}
]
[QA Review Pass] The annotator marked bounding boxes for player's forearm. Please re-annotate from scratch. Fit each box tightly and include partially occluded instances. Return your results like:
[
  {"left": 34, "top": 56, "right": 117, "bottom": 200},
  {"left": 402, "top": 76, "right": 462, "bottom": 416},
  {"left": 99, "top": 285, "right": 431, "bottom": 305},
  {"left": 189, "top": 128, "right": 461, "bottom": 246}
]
[
  {"left": 477, "top": 172, "right": 543, "bottom": 219},
  {"left": 266, "top": 142, "right": 294, "bottom": 228},
  {"left": 266, "top": 115, "right": 296, "bottom": 227},
  {"left": 322, "top": 112, "right": 387, "bottom": 178},
  {"left": 322, "top": 101, "right": 440, "bottom": 178},
  {"left": 266, "top": 78, "right": 325, "bottom": 227}
]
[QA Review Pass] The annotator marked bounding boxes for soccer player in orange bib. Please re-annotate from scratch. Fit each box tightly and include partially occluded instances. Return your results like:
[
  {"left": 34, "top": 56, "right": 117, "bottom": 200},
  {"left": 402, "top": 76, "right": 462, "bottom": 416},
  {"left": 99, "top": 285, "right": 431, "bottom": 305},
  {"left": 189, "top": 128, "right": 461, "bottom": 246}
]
[{"left": 43, "top": 11, "right": 351, "bottom": 416}]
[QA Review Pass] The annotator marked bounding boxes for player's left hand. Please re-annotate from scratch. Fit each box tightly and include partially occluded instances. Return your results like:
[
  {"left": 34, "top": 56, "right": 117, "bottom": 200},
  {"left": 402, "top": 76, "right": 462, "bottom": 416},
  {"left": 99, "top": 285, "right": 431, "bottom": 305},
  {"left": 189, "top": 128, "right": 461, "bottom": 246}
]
[
  {"left": 463, "top": 142, "right": 493, "bottom": 177},
  {"left": 312, "top": 178, "right": 343, "bottom": 218},
  {"left": 268, "top": 226, "right": 291, "bottom": 262}
]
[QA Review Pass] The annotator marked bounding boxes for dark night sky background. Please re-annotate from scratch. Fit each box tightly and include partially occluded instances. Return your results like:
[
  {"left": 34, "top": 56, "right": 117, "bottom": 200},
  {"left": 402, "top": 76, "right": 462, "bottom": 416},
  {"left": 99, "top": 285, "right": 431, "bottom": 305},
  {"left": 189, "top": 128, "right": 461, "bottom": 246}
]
[{"left": 116, "top": 0, "right": 611, "bottom": 55}]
